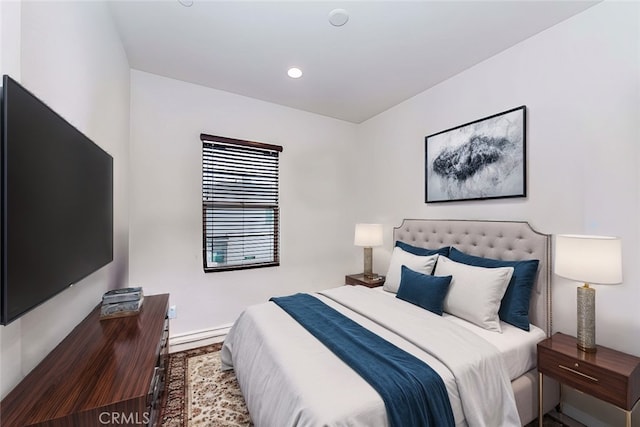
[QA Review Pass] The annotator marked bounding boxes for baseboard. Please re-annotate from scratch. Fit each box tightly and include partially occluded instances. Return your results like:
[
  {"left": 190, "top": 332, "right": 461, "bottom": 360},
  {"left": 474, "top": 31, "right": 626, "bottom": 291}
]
[{"left": 169, "top": 323, "right": 232, "bottom": 353}]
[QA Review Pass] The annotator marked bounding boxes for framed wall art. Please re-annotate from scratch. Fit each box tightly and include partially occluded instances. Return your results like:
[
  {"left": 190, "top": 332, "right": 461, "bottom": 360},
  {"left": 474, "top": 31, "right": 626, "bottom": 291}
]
[{"left": 425, "top": 105, "right": 526, "bottom": 203}]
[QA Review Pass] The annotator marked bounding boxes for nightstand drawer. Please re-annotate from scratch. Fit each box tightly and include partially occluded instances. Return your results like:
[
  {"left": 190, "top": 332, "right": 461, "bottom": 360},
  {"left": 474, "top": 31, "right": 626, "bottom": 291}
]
[{"left": 538, "top": 345, "right": 628, "bottom": 409}]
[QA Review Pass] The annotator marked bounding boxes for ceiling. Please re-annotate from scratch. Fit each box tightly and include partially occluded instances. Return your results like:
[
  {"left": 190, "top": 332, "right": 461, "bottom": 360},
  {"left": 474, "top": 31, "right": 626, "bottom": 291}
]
[{"left": 108, "top": 1, "right": 598, "bottom": 124}]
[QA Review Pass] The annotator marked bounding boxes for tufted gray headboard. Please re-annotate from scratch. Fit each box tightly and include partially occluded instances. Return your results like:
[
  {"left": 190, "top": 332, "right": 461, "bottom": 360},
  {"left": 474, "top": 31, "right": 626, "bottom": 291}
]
[{"left": 393, "top": 219, "right": 552, "bottom": 336}]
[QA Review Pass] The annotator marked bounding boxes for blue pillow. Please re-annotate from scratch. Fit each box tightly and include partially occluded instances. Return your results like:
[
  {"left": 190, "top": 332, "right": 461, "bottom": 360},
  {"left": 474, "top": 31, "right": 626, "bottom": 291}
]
[
  {"left": 395, "top": 241, "right": 450, "bottom": 257},
  {"left": 396, "top": 265, "right": 452, "bottom": 315},
  {"left": 448, "top": 247, "right": 539, "bottom": 331}
]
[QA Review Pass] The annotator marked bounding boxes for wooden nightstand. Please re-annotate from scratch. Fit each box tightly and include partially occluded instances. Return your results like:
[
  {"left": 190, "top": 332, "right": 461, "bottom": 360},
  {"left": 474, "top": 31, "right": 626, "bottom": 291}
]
[
  {"left": 345, "top": 273, "right": 385, "bottom": 288},
  {"left": 537, "top": 332, "right": 640, "bottom": 427}
]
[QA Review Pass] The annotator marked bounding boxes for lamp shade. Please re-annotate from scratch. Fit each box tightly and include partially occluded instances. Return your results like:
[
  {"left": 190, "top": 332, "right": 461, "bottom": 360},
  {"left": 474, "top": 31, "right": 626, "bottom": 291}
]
[
  {"left": 554, "top": 234, "right": 622, "bottom": 284},
  {"left": 354, "top": 224, "right": 383, "bottom": 247}
]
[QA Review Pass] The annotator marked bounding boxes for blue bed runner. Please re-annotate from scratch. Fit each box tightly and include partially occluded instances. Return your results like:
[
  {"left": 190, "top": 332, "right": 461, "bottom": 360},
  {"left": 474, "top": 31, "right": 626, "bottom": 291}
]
[{"left": 270, "top": 293, "right": 455, "bottom": 427}]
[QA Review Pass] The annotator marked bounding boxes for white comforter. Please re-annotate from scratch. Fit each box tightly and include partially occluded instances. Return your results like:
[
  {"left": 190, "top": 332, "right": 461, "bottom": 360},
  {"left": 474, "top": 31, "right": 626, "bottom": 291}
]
[{"left": 221, "top": 285, "right": 520, "bottom": 427}]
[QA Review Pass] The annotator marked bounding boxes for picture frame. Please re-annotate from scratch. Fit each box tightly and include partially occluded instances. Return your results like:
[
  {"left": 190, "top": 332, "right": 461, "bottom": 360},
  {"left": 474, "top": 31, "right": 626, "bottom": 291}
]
[{"left": 425, "top": 105, "right": 526, "bottom": 203}]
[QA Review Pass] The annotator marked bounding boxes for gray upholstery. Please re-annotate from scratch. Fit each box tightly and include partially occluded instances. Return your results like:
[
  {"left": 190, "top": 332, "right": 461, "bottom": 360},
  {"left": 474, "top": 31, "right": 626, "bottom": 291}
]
[
  {"left": 393, "top": 219, "right": 557, "bottom": 425},
  {"left": 393, "top": 219, "right": 552, "bottom": 336}
]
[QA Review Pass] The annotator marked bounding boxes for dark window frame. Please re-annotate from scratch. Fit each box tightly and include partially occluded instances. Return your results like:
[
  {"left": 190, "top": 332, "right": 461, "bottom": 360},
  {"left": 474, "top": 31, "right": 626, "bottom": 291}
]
[{"left": 201, "top": 133, "right": 283, "bottom": 272}]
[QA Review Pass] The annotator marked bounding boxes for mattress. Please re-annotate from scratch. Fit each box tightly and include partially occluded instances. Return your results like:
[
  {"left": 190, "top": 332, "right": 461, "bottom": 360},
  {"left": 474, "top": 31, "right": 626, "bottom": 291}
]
[{"left": 376, "top": 287, "right": 547, "bottom": 380}]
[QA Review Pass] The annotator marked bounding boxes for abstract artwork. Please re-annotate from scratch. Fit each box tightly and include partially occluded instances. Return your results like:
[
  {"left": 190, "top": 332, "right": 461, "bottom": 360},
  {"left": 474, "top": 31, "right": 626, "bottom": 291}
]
[{"left": 425, "top": 106, "right": 526, "bottom": 203}]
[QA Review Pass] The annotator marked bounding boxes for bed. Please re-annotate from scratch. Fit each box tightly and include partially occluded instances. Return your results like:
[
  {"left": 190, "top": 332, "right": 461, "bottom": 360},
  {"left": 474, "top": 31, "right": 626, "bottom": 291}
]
[{"left": 221, "top": 219, "right": 560, "bottom": 426}]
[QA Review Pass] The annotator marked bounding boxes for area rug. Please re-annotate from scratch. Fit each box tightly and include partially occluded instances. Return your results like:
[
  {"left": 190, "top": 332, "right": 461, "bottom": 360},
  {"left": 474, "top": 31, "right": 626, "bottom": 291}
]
[{"left": 160, "top": 343, "right": 252, "bottom": 427}]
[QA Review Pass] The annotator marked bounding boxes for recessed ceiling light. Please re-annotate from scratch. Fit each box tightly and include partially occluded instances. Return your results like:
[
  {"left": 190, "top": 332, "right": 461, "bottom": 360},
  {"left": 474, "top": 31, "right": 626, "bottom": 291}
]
[
  {"left": 287, "top": 67, "right": 303, "bottom": 79},
  {"left": 328, "top": 9, "right": 349, "bottom": 27},
  {"left": 178, "top": 0, "right": 194, "bottom": 7}
]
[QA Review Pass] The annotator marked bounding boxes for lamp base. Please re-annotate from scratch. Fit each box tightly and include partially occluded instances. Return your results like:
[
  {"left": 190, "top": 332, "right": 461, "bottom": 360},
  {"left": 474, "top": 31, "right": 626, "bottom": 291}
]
[
  {"left": 363, "top": 247, "right": 374, "bottom": 279},
  {"left": 577, "top": 343, "right": 597, "bottom": 353},
  {"left": 577, "top": 284, "right": 596, "bottom": 353}
]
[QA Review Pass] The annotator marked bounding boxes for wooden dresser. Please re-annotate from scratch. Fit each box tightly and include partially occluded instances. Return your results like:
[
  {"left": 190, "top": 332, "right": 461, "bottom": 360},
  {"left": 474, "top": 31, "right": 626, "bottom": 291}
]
[{"left": 1, "top": 293, "right": 170, "bottom": 427}]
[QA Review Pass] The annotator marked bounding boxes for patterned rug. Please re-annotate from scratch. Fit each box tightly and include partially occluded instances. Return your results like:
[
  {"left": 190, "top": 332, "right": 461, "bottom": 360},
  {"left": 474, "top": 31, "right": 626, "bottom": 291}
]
[
  {"left": 160, "top": 343, "right": 252, "bottom": 427},
  {"left": 160, "top": 344, "right": 564, "bottom": 427}
]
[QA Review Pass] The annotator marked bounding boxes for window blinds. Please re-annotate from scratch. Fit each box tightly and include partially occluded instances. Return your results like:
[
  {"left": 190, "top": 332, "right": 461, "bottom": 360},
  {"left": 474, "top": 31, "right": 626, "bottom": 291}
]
[{"left": 201, "top": 134, "right": 282, "bottom": 272}]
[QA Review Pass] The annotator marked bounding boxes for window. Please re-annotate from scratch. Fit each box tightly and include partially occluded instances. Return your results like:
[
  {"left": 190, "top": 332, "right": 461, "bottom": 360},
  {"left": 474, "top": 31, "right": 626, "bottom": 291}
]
[{"left": 201, "top": 134, "right": 283, "bottom": 272}]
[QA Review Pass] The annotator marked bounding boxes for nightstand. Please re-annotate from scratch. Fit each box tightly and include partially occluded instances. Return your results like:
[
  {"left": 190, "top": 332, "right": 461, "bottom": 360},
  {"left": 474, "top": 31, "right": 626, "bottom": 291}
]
[
  {"left": 537, "top": 332, "right": 640, "bottom": 427},
  {"left": 345, "top": 273, "right": 385, "bottom": 288}
]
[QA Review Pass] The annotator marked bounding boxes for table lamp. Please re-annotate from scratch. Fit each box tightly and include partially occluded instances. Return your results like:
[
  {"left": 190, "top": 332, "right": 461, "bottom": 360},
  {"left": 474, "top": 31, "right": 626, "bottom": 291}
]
[
  {"left": 554, "top": 234, "right": 622, "bottom": 353},
  {"left": 354, "top": 224, "right": 383, "bottom": 279}
]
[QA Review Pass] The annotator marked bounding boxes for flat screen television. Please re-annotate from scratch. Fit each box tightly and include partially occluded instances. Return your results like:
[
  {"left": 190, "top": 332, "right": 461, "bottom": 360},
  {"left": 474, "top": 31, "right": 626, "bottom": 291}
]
[{"left": 1, "top": 75, "right": 113, "bottom": 325}]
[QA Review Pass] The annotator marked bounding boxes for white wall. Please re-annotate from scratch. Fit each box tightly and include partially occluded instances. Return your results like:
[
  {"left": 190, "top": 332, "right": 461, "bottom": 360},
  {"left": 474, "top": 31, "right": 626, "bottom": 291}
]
[
  {"left": 125, "top": 2, "right": 639, "bottom": 356},
  {"left": 129, "top": 70, "right": 359, "bottom": 337},
  {"left": 0, "top": 1, "right": 130, "bottom": 399},
  {"left": 2, "top": 1, "right": 637, "bottom": 424},
  {"left": 0, "top": 0, "right": 23, "bottom": 402},
  {"left": 357, "top": 2, "right": 639, "bottom": 425}
]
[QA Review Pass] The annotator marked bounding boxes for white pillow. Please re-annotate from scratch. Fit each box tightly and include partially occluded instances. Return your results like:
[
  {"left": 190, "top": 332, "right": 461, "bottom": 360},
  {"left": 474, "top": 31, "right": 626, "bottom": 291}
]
[
  {"left": 434, "top": 255, "right": 513, "bottom": 332},
  {"left": 383, "top": 247, "right": 439, "bottom": 293}
]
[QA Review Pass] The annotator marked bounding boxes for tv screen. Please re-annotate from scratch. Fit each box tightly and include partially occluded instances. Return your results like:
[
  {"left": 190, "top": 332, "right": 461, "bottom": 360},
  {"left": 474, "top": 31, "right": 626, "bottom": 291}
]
[{"left": 1, "top": 75, "right": 113, "bottom": 325}]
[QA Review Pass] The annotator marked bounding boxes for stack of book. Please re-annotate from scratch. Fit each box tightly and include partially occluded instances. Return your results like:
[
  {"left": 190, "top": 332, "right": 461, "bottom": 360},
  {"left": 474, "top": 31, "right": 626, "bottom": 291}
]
[{"left": 100, "top": 287, "right": 144, "bottom": 320}]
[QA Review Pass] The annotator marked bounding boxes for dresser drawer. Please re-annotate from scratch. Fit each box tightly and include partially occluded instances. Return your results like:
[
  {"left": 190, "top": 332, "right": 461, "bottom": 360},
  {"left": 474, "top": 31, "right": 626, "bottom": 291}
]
[{"left": 538, "top": 345, "right": 628, "bottom": 408}]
